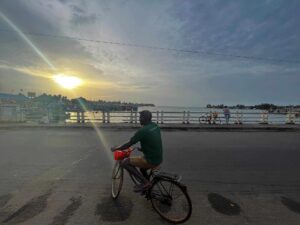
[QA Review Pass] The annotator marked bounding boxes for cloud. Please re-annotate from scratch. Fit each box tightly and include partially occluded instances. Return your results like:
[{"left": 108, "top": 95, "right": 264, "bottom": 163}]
[
  {"left": 69, "top": 3, "right": 97, "bottom": 26},
  {"left": 0, "top": 0, "right": 299, "bottom": 105},
  {"left": 0, "top": 67, "right": 60, "bottom": 94}
]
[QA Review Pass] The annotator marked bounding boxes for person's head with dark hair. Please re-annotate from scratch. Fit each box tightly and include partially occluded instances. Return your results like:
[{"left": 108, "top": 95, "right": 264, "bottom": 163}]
[{"left": 139, "top": 110, "right": 152, "bottom": 125}]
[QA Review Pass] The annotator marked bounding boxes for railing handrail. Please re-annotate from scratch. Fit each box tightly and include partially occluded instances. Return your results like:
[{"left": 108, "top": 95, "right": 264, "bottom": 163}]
[{"left": 64, "top": 110, "right": 299, "bottom": 125}]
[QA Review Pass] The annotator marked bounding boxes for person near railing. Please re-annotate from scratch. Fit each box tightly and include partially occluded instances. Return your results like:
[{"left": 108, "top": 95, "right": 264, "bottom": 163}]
[{"left": 223, "top": 106, "right": 230, "bottom": 124}]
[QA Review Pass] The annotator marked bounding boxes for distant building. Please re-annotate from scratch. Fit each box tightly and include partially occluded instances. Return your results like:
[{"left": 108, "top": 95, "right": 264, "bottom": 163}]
[
  {"left": 0, "top": 103, "right": 25, "bottom": 122},
  {"left": 0, "top": 93, "right": 28, "bottom": 122},
  {"left": 27, "top": 92, "right": 36, "bottom": 99},
  {"left": 0, "top": 93, "right": 28, "bottom": 104}
]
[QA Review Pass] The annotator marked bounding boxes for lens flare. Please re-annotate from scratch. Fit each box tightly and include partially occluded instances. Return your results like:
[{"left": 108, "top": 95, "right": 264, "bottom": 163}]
[
  {"left": 0, "top": 11, "right": 56, "bottom": 71},
  {"left": 0, "top": 10, "right": 112, "bottom": 166},
  {"left": 53, "top": 74, "right": 82, "bottom": 89},
  {"left": 76, "top": 98, "right": 114, "bottom": 166}
]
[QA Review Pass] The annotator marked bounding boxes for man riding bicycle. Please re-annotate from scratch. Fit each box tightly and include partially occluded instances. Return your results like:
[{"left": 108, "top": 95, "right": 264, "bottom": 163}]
[{"left": 111, "top": 110, "right": 163, "bottom": 192}]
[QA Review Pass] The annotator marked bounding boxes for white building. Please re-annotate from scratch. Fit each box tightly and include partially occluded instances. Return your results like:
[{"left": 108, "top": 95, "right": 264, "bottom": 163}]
[{"left": 0, "top": 104, "right": 24, "bottom": 122}]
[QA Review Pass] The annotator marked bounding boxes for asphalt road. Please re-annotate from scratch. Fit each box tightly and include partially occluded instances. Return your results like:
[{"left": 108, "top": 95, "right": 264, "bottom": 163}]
[{"left": 0, "top": 128, "right": 300, "bottom": 225}]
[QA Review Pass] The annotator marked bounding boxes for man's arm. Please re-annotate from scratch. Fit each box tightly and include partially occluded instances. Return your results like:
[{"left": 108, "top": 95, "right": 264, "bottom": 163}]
[
  {"left": 111, "top": 128, "right": 145, "bottom": 152},
  {"left": 111, "top": 140, "right": 134, "bottom": 152}
]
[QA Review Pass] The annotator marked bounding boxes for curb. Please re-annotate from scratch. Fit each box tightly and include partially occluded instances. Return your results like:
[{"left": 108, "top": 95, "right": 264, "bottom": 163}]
[{"left": 0, "top": 123, "right": 299, "bottom": 131}]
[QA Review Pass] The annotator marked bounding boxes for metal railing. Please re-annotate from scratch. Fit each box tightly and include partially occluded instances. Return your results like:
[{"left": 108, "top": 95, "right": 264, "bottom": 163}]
[{"left": 66, "top": 110, "right": 299, "bottom": 125}]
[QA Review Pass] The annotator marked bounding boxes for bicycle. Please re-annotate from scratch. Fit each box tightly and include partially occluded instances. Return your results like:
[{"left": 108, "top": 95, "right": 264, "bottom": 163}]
[
  {"left": 199, "top": 113, "right": 212, "bottom": 124},
  {"left": 111, "top": 147, "right": 192, "bottom": 224},
  {"left": 199, "top": 112, "right": 222, "bottom": 124}
]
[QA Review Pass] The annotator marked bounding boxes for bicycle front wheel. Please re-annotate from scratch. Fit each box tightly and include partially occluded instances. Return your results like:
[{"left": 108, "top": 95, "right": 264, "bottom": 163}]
[
  {"left": 199, "top": 116, "right": 206, "bottom": 124},
  {"left": 149, "top": 179, "right": 192, "bottom": 224},
  {"left": 111, "top": 161, "right": 123, "bottom": 199}
]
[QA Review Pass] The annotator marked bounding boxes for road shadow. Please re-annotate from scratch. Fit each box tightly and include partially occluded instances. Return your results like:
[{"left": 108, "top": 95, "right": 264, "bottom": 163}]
[
  {"left": 95, "top": 196, "right": 133, "bottom": 222},
  {"left": 208, "top": 193, "right": 241, "bottom": 216},
  {"left": 2, "top": 191, "right": 51, "bottom": 224},
  {"left": 49, "top": 196, "right": 82, "bottom": 225},
  {"left": 281, "top": 196, "right": 300, "bottom": 214}
]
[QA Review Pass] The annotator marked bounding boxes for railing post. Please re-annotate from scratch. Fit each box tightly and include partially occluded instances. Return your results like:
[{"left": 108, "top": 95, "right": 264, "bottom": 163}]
[
  {"left": 135, "top": 111, "right": 138, "bottom": 124},
  {"left": 82, "top": 111, "right": 85, "bottom": 123},
  {"left": 235, "top": 111, "right": 243, "bottom": 124},
  {"left": 240, "top": 111, "right": 244, "bottom": 124},
  {"left": 161, "top": 111, "right": 164, "bottom": 124},
  {"left": 102, "top": 111, "right": 105, "bottom": 123},
  {"left": 92, "top": 111, "right": 96, "bottom": 123},
  {"left": 260, "top": 111, "right": 268, "bottom": 124},
  {"left": 107, "top": 111, "right": 110, "bottom": 123},
  {"left": 286, "top": 111, "right": 295, "bottom": 124},
  {"left": 130, "top": 110, "right": 133, "bottom": 123},
  {"left": 182, "top": 111, "right": 186, "bottom": 124},
  {"left": 77, "top": 111, "right": 80, "bottom": 123},
  {"left": 156, "top": 111, "right": 159, "bottom": 124},
  {"left": 239, "top": 111, "right": 243, "bottom": 124},
  {"left": 187, "top": 111, "right": 190, "bottom": 124}
]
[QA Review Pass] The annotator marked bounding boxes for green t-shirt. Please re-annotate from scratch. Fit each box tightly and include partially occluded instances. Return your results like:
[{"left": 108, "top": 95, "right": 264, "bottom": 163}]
[{"left": 130, "top": 122, "right": 163, "bottom": 165}]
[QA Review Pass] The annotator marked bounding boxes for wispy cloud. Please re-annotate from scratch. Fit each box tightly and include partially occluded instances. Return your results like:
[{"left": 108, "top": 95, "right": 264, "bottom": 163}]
[{"left": 0, "top": 0, "right": 299, "bottom": 105}]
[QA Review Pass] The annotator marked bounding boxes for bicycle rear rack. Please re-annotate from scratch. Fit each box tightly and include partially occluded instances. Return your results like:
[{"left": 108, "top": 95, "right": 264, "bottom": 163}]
[{"left": 153, "top": 171, "right": 182, "bottom": 182}]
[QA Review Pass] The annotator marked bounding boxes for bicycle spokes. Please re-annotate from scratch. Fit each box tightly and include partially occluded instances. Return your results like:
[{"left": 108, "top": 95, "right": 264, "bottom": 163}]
[{"left": 150, "top": 179, "right": 192, "bottom": 223}]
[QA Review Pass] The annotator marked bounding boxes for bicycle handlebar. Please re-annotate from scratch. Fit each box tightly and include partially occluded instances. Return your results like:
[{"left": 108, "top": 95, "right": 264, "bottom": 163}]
[
  {"left": 112, "top": 146, "right": 139, "bottom": 160},
  {"left": 111, "top": 146, "right": 140, "bottom": 152}
]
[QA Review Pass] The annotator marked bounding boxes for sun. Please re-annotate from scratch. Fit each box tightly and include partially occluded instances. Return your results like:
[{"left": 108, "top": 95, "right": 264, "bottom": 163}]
[{"left": 53, "top": 74, "right": 82, "bottom": 89}]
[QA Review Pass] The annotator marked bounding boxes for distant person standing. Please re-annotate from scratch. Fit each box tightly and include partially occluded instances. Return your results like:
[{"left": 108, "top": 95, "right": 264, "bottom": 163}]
[{"left": 223, "top": 106, "right": 230, "bottom": 124}]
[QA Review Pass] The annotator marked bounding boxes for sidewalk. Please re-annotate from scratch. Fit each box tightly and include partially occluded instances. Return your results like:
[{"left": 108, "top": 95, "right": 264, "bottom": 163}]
[{"left": 0, "top": 122, "right": 299, "bottom": 131}]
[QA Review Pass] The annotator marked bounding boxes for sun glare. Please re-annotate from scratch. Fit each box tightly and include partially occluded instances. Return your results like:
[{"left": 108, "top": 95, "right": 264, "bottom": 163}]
[{"left": 53, "top": 74, "right": 82, "bottom": 89}]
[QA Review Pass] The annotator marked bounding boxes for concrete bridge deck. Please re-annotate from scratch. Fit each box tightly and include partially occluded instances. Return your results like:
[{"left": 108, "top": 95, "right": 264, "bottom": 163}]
[{"left": 0, "top": 128, "right": 299, "bottom": 224}]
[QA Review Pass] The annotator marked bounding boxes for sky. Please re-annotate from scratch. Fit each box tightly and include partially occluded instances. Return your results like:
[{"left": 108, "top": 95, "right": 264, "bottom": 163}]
[{"left": 0, "top": 0, "right": 299, "bottom": 106}]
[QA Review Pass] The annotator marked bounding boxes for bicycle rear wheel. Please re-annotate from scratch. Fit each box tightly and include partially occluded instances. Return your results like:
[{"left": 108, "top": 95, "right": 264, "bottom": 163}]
[
  {"left": 149, "top": 179, "right": 192, "bottom": 224},
  {"left": 111, "top": 161, "right": 123, "bottom": 199}
]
